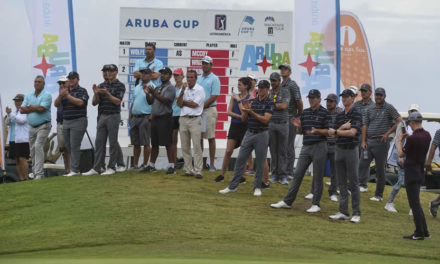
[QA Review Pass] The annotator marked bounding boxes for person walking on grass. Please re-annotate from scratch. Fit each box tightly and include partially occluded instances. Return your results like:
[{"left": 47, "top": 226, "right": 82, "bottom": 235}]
[{"left": 215, "top": 77, "right": 253, "bottom": 183}]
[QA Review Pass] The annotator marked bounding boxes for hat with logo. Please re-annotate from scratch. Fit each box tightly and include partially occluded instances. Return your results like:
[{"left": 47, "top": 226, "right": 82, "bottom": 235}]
[
  {"left": 408, "top": 111, "right": 423, "bottom": 122},
  {"left": 173, "top": 68, "right": 184, "bottom": 75},
  {"left": 140, "top": 68, "right": 153, "bottom": 74},
  {"left": 57, "top": 75, "right": 69, "bottom": 83},
  {"left": 257, "top": 80, "right": 270, "bottom": 89},
  {"left": 408, "top": 104, "right": 420, "bottom": 112},
  {"left": 201, "top": 56, "right": 213, "bottom": 64},
  {"left": 325, "top": 93, "right": 338, "bottom": 101},
  {"left": 307, "top": 89, "right": 321, "bottom": 98},
  {"left": 101, "top": 64, "right": 118, "bottom": 72},
  {"left": 349, "top": 86, "right": 358, "bottom": 95},
  {"left": 360, "top": 83, "right": 372, "bottom": 91},
  {"left": 340, "top": 89, "right": 356, "bottom": 97},
  {"left": 159, "top": 67, "right": 172, "bottom": 75},
  {"left": 67, "top": 71, "right": 80, "bottom": 79},
  {"left": 13, "top": 94, "right": 24, "bottom": 101},
  {"left": 278, "top": 64, "right": 292, "bottom": 71},
  {"left": 269, "top": 72, "right": 281, "bottom": 81},
  {"left": 375, "top": 87, "right": 386, "bottom": 95},
  {"left": 247, "top": 74, "right": 258, "bottom": 82}
]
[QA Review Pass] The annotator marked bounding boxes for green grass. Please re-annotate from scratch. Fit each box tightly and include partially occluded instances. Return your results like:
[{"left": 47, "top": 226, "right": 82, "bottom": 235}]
[{"left": 0, "top": 170, "right": 439, "bottom": 263}]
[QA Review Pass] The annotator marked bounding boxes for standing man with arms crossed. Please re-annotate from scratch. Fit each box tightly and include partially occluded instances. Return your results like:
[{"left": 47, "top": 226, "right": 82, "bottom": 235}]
[
  {"left": 177, "top": 70, "right": 205, "bottom": 178},
  {"left": 397, "top": 112, "right": 431, "bottom": 240},
  {"left": 267, "top": 72, "right": 290, "bottom": 185},
  {"left": 128, "top": 68, "right": 154, "bottom": 170},
  {"left": 358, "top": 87, "right": 402, "bottom": 201},
  {"left": 21, "top": 76, "right": 52, "bottom": 180},
  {"left": 270, "top": 89, "right": 330, "bottom": 213},
  {"left": 279, "top": 64, "right": 303, "bottom": 179},
  {"left": 198, "top": 56, "right": 221, "bottom": 171},
  {"left": 145, "top": 67, "right": 176, "bottom": 174},
  {"left": 328, "top": 89, "right": 363, "bottom": 223},
  {"left": 83, "top": 64, "right": 126, "bottom": 176},
  {"left": 133, "top": 43, "right": 163, "bottom": 87},
  {"left": 54, "top": 72, "right": 89, "bottom": 177},
  {"left": 219, "top": 80, "right": 273, "bottom": 197}
]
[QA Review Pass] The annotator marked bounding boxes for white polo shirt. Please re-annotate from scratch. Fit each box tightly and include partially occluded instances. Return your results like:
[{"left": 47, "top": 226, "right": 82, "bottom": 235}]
[{"left": 180, "top": 83, "right": 205, "bottom": 116}]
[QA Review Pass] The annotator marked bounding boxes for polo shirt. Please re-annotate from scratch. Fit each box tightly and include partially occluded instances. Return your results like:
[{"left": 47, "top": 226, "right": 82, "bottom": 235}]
[
  {"left": 197, "top": 72, "right": 220, "bottom": 106},
  {"left": 353, "top": 98, "right": 374, "bottom": 122},
  {"left": 281, "top": 78, "right": 302, "bottom": 117},
  {"left": 22, "top": 89, "right": 52, "bottom": 127},
  {"left": 364, "top": 101, "right": 400, "bottom": 137},
  {"left": 132, "top": 81, "right": 154, "bottom": 115},
  {"left": 180, "top": 83, "right": 205, "bottom": 116},
  {"left": 403, "top": 128, "right": 431, "bottom": 166},
  {"left": 97, "top": 79, "right": 126, "bottom": 115},
  {"left": 172, "top": 85, "right": 182, "bottom": 117},
  {"left": 149, "top": 81, "right": 175, "bottom": 116},
  {"left": 269, "top": 87, "right": 290, "bottom": 121},
  {"left": 334, "top": 107, "right": 362, "bottom": 145},
  {"left": 62, "top": 85, "right": 89, "bottom": 120},
  {"left": 300, "top": 105, "right": 330, "bottom": 145},
  {"left": 327, "top": 108, "right": 343, "bottom": 144},
  {"left": 247, "top": 96, "right": 274, "bottom": 131},
  {"left": 134, "top": 57, "right": 164, "bottom": 87},
  {"left": 432, "top": 129, "right": 440, "bottom": 147}
]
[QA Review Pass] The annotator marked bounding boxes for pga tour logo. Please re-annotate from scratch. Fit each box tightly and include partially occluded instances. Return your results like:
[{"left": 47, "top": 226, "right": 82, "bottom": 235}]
[{"left": 215, "top": 15, "right": 226, "bottom": 30}]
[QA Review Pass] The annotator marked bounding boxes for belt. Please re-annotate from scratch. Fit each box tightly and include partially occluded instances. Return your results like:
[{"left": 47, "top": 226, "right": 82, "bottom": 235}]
[
  {"left": 64, "top": 116, "right": 86, "bottom": 120},
  {"left": 31, "top": 120, "right": 50, "bottom": 128},
  {"left": 328, "top": 142, "right": 336, "bottom": 146},
  {"left": 248, "top": 128, "right": 266, "bottom": 134},
  {"left": 209, "top": 105, "right": 216, "bottom": 108},
  {"left": 153, "top": 114, "right": 172, "bottom": 119},
  {"left": 132, "top": 114, "right": 149, "bottom": 118},
  {"left": 368, "top": 136, "right": 382, "bottom": 139},
  {"left": 337, "top": 143, "right": 358, "bottom": 149},
  {"left": 271, "top": 119, "right": 288, "bottom": 124},
  {"left": 101, "top": 112, "right": 118, "bottom": 116},
  {"left": 183, "top": 115, "right": 200, "bottom": 118}
]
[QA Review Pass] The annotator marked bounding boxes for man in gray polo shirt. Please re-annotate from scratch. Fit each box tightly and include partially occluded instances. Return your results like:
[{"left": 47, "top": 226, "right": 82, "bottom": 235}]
[
  {"left": 145, "top": 67, "right": 176, "bottom": 174},
  {"left": 279, "top": 64, "right": 303, "bottom": 179},
  {"left": 359, "top": 87, "right": 402, "bottom": 201},
  {"left": 353, "top": 83, "right": 374, "bottom": 161},
  {"left": 268, "top": 72, "right": 291, "bottom": 185}
]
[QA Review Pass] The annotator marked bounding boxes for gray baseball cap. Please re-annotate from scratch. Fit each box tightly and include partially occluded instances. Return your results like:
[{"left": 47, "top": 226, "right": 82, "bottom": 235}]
[
  {"left": 325, "top": 93, "right": 338, "bottom": 101},
  {"left": 408, "top": 111, "right": 423, "bottom": 122},
  {"left": 269, "top": 72, "right": 281, "bottom": 81}
]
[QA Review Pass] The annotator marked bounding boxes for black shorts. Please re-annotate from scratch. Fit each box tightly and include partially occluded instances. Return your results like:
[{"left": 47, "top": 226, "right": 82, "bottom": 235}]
[
  {"left": 172, "top": 116, "right": 180, "bottom": 130},
  {"left": 151, "top": 115, "right": 173, "bottom": 147},
  {"left": 9, "top": 142, "right": 30, "bottom": 159},
  {"left": 227, "top": 122, "right": 248, "bottom": 149}
]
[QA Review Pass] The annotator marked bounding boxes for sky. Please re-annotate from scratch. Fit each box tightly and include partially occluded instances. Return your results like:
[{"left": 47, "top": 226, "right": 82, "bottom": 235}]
[{"left": 1, "top": 0, "right": 440, "bottom": 134}]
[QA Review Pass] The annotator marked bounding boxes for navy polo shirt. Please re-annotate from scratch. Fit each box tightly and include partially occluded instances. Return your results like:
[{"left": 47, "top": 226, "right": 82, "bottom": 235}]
[
  {"left": 97, "top": 79, "right": 126, "bottom": 114},
  {"left": 247, "top": 96, "right": 274, "bottom": 131},
  {"left": 334, "top": 107, "right": 362, "bottom": 145},
  {"left": 300, "top": 105, "right": 330, "bottom": 145},
  {"left": 62, "top": 85, "right": 89, "bottom": 120}
]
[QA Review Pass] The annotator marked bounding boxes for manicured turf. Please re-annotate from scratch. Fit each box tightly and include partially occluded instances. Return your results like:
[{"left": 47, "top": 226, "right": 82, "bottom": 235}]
[{"left": 0, "top": 170, "right": 438, "bottom": 263}]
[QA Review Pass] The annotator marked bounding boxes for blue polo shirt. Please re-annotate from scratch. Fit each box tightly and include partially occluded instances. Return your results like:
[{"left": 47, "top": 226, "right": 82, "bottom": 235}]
[
  {"left": 172, "top": 85, "right": 182, "bottom": 117},
  {"left": 134, "top": 57, "right": 164, "bottom": 87},
  {"left": 197, "top": 72, "right": 220, "bottom": 107},
  {"left": 132, "top": 81, "right": 154, "bottom": 115},
  {"left": 22, "top": 89, "right": 52, "bottom": 127}
]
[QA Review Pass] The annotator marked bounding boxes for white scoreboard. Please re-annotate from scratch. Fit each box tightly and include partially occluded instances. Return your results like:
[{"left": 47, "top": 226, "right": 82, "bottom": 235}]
[{"left": 118, "top": 7, "right": 292, "bottom": 147}]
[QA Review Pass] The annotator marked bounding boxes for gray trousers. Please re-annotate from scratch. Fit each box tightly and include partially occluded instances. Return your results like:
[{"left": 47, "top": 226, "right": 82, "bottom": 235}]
[
  {"left": 358, "top": 138, "right": 389, "bottom": 197},
  {"left": 93, "top": 113, "right": 123, "bottom": 171},
  {"left": 269, "top": 121, "right": 289, "bottom": 180},
  {"left": 335, "top": 146, "right": 361, "bottom": 216},
  {"left": 229, "top": 130, "right": 269, "bottom": 190},
  {"left": 29, "top": 122, "right": 51, "bottom": 178},
  {"left": 63, "top": 117, "right": 87, "bottom": 173},
  {"left": 309, "top": 145, "right": 337, "bottom": 196},
  {"left": 284, "top": 141, "right": 327, "bottom": 206},
  {"left": 287, "top": 121, "right": 297, "bottom": 176}
]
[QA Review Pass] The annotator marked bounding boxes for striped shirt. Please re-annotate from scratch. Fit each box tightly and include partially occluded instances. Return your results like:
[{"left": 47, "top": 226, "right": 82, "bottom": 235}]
[
  {"left": 327, "top": 108, "right": 343, "bottom": 145},
  {"left": 282, "top": 78, "right": 302, "bottom": 117},
  {"left": 364, "top": 101, "right": 400, "bottom": 137},
  {"left": 432, "top": 129, "right": 440, "bottom": 148},
  {"left": 97, "top": 79, "right": 126, "bottom": 115},
  {"left": 353, "top": 98, "right": 374, "bottom": 123},
  {"left": 334, "top": 107, "right": 362, "bottom": 145},
  {"left": 269, "top": 87, "right": 290, "bottom": 121},
  {"left": 301, "top": 105, "right": 330, "bottom": 145},
  {"left": 62, "top": 85, "right": 89, "bottom": 120},
  {"left": 247, "top": 96, "right": 274, "bottom": 131}
]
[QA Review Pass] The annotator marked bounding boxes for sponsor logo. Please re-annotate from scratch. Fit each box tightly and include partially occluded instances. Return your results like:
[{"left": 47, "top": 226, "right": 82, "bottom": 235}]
[
  {"left": 125, "top": 18, "right": 199, "bottom": 29},
  {"left": 238, "top": 16, "right": 255, "bottom": 36},
  {"left": 240, "top": 43, "right": 290, "bottom": 73},
  {"left": 215, "top": 15, "right": 227, "bottom": 30},
  {"left": 264, "top": 16, "right": 285, "bottom": 36},
  {"left": 265, "top": 16, "right": 275, "bottom": 22}
]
